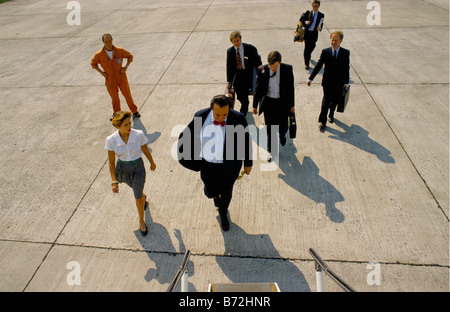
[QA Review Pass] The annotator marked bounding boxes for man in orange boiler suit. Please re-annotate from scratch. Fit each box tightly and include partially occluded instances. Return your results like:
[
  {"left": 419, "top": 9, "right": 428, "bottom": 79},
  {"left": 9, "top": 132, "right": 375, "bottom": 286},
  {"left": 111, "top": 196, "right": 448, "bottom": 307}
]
[{"left": 91, "top": 34, "right": 141, "bottom": 119}]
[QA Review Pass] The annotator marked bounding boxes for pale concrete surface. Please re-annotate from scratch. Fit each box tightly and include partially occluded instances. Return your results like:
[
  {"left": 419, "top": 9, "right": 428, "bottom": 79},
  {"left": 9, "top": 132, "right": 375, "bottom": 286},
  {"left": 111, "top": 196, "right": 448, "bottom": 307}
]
[{"left": 0, "top": 0, "right": 448, "bottom": 293}]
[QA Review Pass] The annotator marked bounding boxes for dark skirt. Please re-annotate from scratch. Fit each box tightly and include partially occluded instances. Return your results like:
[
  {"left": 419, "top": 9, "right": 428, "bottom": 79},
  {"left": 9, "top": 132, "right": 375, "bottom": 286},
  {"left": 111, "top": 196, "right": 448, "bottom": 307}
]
[{"left": 116, "top": 158, "right": 146, "bottom": 199}]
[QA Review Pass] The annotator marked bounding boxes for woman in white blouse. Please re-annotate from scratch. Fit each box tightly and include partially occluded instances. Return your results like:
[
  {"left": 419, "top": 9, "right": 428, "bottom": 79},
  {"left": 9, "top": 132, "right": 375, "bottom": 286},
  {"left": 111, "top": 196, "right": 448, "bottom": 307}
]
[{"left": 105, "top": 111, "right": 156, "bottom": 236}]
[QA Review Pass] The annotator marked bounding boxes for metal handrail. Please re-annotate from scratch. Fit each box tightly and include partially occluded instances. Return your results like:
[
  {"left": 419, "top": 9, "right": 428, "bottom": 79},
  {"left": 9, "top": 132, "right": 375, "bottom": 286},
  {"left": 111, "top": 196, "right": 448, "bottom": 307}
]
[
  {"left": 309, "top": 248, "right": 356, "bottom": 292},
  {"left": 166, "top": 250, "right": 191, "bottom": 292}
]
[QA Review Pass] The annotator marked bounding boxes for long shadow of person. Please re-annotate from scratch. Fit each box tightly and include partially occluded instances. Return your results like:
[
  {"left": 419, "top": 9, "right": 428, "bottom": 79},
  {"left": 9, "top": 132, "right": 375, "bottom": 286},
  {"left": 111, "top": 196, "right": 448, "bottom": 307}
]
[
  {"left": 278, "top": 144, "right": 345, "bottom": 223},
  {"left": 215, "top": 220, "right": 311, "bottom": 292},
  {"left": 326, "top": 119, "right": 395, "bottom": 164},
  {"left": 133, "top": 118, "right": 161, "bottom": 153},
  {"left": 134, "top": 207, "right": 196, "bottom": 291}
]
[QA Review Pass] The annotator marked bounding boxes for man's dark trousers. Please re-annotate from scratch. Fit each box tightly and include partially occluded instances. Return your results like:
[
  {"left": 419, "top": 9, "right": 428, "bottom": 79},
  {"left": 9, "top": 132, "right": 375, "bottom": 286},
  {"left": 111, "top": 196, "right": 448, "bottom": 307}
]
[
  {"left": 234, "top": 69, "right": 252, "bottom": 115},
  {"left": 304, "top": 29, "right": 319, "bottom": 67},
  {"left": 319, "top": 85, "right": 341, "bottom": 124},
  {"left": 263, "top": 97, "right": 288, "bottom": 154},
  {"left": 200, "top": 159, "right": 234, "bottom": 216}
]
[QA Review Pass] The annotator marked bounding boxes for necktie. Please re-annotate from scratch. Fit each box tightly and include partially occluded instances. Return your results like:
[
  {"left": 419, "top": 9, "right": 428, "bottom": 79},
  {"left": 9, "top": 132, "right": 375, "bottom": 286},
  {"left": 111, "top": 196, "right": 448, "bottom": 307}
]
[
  {"left": 310, "top": 13, "right": 316, "bottom": 29},
  {"left": 236, "top": 48, "right": 243, "bottom": 70},
  {"left": 213, "top": 120, "right": 226, "bottom": 127},
  {"left": 333, "top": 50, "right": 337, "bottom": 60}
]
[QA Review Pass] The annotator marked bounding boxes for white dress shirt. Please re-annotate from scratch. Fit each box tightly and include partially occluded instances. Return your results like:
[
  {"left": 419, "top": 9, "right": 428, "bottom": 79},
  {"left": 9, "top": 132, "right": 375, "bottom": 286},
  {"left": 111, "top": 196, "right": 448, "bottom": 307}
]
[
  {"left": 200, "top": 110, "right": 226, "bottom": 163},
  {"left": 105, "top": 129, "right": 148, "bottom": 161},
  {"left": 267, "top": 68, "right": 280, "bottom": 99}
]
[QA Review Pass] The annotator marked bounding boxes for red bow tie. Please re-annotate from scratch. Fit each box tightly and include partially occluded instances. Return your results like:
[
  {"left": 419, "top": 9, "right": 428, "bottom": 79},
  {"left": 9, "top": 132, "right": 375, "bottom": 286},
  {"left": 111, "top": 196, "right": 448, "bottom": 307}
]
[{"left": 213, "top": 120, "right": 226, "bottom": 127}]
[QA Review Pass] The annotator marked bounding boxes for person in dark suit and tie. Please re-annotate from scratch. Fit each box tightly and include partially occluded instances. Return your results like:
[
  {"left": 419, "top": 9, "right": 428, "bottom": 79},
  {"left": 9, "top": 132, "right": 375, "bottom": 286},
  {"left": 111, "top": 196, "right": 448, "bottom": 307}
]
[
  {"left": 177, "top": 95, "right": 253, "bottom": 231},
  {"left": 307, "top": 31, "right": 350, "bottom": 131},
  {"left": 226, "top": 31, "right": 262, "bottom": 115},
  {"left": 300, "top": 0, "right": 324, "bottom": 70},
  {"left": 252, "top": 51, "right": 295, "bottom": 162}
]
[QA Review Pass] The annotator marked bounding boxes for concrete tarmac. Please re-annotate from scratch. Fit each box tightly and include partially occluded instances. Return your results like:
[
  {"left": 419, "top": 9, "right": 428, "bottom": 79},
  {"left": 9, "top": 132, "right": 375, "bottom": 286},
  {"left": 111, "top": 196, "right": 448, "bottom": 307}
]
[{"left": 0, "top": 0, "right": 448, "bottom": 292}]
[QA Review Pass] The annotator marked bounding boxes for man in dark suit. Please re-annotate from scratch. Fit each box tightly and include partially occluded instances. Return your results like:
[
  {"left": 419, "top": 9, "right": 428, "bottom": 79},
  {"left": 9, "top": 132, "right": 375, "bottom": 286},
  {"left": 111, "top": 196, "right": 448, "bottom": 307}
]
[
  {"left": 307, "top": 31, "right": 350, "bottom": 131},
  {"left": 177, "top": 95, "right": 253, "bottom": 231},
  {"left": 253, "top": 51, "right": 295, "bottom": 162},
  {"left": 227, "top": 31, "right": 262, "bottom": 115},
  {"left": 300, "top": 0, "right": 324, "bottom": 70}
]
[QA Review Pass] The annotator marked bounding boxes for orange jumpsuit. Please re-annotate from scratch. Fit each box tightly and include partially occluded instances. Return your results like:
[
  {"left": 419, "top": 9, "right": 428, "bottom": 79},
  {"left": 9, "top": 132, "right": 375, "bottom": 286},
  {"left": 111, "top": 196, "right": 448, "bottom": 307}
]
[{"left": 91, "top": 46, "right": 138, "bottom": 114}]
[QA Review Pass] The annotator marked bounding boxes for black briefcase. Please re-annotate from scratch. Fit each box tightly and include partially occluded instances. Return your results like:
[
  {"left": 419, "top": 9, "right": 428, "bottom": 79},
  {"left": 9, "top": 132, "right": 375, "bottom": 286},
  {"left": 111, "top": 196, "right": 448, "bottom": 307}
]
[
  {"left": 289, "top": 112, "right": 297, "bottom": 139},
  {"left": 337, "top": 85, "right": 350, "bottom": 113}
]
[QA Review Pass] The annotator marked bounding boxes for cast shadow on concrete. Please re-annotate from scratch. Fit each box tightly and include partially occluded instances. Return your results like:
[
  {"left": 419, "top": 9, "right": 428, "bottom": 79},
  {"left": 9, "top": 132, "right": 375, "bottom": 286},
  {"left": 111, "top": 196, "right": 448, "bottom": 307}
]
[
  {"left": 134, "top": 208, "right": 196, "bottom": 291},
  {"left": 215, "top": 221, "right": 311, "bottom": 292},
  {"left": 326, "top": 119, "right": 395, "bottom": 164},
  {"left": 278, "top": 144, "right": 345, "bottom": 223},
  {"left": 133, "top": 117, "right": 161, "bottom": 152}
]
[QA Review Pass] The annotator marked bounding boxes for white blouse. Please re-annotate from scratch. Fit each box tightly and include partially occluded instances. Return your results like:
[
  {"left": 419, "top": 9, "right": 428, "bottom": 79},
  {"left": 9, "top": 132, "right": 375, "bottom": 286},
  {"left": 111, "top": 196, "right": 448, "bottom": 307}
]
[{"left": 105, "top": 129, "right": 148, "bottom": 161}]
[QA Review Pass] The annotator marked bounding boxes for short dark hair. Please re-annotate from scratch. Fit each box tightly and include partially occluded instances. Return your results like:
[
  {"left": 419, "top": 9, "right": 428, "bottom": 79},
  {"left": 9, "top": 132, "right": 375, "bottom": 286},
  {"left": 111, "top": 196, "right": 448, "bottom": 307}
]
[
  {"left": 267, "top": 51, "right": 282, "bottom": 65},
  {"left": 210, "top": 94, "right": 231, "bottom": 109},
  {"left": 312, "top": 0, "right": 321, "bottom": 6},
  {"left": 102, "top": 33, "right": 112, "bottom": 42}
]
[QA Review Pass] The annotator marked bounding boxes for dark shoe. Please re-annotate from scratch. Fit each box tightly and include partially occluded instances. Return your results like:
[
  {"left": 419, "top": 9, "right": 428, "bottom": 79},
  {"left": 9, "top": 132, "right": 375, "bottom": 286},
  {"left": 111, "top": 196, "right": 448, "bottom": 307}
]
[
  {"left": 319, "top": 123, "right": 326, "bottom": 132},
  {"left": 140, "top": 223, "right": 148, "bottom": 236},
  {"left": 328, "top": 117, "right": 334, "bottom": 123},
  {"left": 133, "top": 112, "right": 141, "bottom": 119},
  {"left": 267, "top": 154, "right": 272, "bottom": 162},
  {"left": 305, "top": 65, "right": 309, "bottom": 70},
  {"left": 280, "top": 135, "right": 286, "bottom": 146},
  {"left": 219, "top": 213, "right": 230, "bottom": 231}
]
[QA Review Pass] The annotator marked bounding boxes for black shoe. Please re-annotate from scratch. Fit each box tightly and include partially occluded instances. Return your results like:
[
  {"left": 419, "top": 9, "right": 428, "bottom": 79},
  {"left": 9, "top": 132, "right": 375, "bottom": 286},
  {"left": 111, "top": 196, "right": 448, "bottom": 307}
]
[
  {"left": 133, "top": 112, "right": 141, "bottom": 119},
  {"left": 267, "top": 154, "right": 272, "bottom": 162},
  {"left": 220, "top": 213, "right": 230, "bottom": 231},
  {"left": 305, "top": 65, "right": 309, "bottom": 70},
  {"left": 319, "top": 123, "right": 326, "bottom": 132},
  {"left": 140, "top": 223, "right": 148, "bottom": 236},
  {"left": 280, "top": 135, "right": 286, "bottom": 146},
  {"left": 328, "top": 117, "right": 334, "bottom": 123}
]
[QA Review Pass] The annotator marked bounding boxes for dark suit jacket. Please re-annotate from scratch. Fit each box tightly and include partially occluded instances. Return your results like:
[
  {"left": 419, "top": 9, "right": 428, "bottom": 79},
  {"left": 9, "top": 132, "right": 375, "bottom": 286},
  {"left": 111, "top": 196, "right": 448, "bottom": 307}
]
[
  {"left": 226, "top": 43, "right": 262, "bottom": 88},
  {"left": 178, "top": 108, "right": 253, "bottom": 181},
  {"left": 300, "top": 10, "right": 324, "bottom": 35},
  {"left": 252, "top": 63, "right": 295, "bottom": 116},
  {"left": 309, "top": 47, "right": 350, "bottom": 89}
]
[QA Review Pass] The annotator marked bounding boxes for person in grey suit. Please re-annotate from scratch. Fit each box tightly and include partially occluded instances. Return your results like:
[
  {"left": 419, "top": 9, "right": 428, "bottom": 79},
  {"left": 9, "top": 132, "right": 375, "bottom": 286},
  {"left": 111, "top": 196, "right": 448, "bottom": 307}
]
[
  {"left": 253, "top": 51, "right": 295, "bottom": 161},
  {"left": 307, "top": 31, "right": 350, "bottom": 131},
  {"left": 226, "top": 31, "right": 262, "bottom": 115}
]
